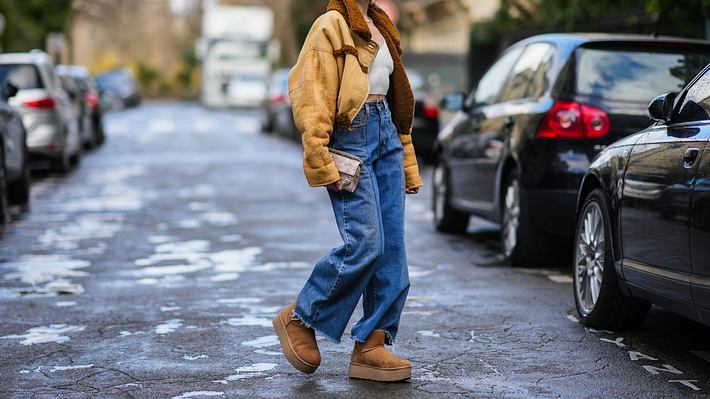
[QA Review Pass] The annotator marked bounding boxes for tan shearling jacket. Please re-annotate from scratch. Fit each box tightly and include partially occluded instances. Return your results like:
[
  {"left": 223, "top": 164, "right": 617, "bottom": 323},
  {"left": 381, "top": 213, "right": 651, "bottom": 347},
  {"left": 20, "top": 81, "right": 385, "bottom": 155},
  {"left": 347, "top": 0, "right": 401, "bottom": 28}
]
[{"left": 288, "top": 0, "right": 423, "bottom": 190}]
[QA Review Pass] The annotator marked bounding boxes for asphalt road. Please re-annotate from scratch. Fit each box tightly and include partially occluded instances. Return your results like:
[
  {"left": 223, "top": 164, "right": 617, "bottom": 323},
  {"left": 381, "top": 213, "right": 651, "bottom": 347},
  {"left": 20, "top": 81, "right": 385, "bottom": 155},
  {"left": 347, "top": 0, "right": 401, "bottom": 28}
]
[{"left": 1, "top": 102, "right": 709, "bottom": 399}]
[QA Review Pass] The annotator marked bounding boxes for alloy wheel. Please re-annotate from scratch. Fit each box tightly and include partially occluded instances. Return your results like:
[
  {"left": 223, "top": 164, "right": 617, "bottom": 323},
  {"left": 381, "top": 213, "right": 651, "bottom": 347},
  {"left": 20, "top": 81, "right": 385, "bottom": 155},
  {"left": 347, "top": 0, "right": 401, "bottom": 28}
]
[
  {"left": 502, "top": 179, "right": 520, "bottom": 257},
  {"left": 575, "top": 202, "right": 605, "bottom": 315}
]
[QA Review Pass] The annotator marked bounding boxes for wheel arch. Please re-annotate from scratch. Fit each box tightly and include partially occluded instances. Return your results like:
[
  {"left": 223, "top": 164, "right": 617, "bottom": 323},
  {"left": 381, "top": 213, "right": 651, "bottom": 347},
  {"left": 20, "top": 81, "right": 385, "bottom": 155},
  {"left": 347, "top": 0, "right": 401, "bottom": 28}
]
[
  {"left": 497, "top": 156, "right": 520, "bottom": 214},
  {"left": 576, "top": 172, "right": 628, "bottom": 284},
  {"left": 576, "top": 173, "right": 603, "bottom": 215}
]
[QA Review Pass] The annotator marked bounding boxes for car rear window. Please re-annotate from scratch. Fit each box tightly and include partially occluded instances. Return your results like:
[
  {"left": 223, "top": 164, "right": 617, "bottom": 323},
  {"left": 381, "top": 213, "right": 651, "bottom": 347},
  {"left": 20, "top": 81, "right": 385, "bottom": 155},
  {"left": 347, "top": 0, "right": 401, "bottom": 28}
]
[
  {"left": 0, "top": 64, "right": 43, "bottom": 90},
  {"left": 576, "top": 46, "right": 710, "bottom": 103}
]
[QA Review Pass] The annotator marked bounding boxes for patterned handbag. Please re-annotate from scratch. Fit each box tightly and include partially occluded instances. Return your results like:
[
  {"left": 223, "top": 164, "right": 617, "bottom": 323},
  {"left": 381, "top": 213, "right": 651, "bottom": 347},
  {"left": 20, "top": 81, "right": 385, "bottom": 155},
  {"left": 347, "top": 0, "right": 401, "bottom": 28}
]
[{"left": 328, "top": 148, "right": 363, "bottom": 192}]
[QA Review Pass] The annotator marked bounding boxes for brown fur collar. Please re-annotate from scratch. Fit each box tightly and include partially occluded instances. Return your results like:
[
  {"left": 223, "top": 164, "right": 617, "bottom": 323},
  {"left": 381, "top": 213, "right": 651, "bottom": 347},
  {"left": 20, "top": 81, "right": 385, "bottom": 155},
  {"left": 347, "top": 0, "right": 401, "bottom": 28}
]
[
  {"left": 326, "top": 0, "right": 413, "bottom": 135},
  {"left": 326, "top": 0, "right": 402, "bottom": 54}
]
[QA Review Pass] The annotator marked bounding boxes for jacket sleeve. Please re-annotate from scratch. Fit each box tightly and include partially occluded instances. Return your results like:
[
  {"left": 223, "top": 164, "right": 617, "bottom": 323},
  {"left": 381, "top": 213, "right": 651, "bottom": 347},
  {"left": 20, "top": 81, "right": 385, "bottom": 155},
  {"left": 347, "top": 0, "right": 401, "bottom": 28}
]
[
  {"left": 399, "top": 133, "right": 423, "bottom": 189},
  {"left": 288, "top": 28, "right": 341, "bottom": 187}
]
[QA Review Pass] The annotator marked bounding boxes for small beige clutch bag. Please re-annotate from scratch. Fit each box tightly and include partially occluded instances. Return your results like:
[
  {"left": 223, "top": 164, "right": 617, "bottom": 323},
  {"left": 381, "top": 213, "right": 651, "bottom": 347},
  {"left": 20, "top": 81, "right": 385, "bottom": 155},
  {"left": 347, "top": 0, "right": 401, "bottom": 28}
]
[{"left": 328, "top": 148, "right": 363, "bottom": 192}]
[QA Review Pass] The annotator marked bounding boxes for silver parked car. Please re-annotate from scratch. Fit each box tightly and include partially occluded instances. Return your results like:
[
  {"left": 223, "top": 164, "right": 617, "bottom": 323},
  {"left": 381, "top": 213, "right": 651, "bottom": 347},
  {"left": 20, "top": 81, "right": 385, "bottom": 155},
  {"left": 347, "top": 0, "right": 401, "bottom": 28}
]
[
  {"left": 0, "top": 87, "right": 31, "bottom": 226},
  {"left": 0, "top": 51, "right": 81, "bottom": 173}
]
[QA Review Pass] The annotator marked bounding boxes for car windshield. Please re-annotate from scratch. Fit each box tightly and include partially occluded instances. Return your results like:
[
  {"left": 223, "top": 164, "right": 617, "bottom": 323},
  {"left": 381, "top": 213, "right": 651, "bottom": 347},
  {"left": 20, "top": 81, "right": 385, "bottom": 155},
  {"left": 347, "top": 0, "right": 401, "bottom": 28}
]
[
  {"left": 212, "top": 42, "right": 267, "bottom": 61},
  {"left": 96, "top": 72, "right": 131, "bottom": 89},
  {"left": 576, "top": 46, "right": 710, "bottom": 103},
  {"left": 0, "top": 64, "right": 43, "bottom": 90}
]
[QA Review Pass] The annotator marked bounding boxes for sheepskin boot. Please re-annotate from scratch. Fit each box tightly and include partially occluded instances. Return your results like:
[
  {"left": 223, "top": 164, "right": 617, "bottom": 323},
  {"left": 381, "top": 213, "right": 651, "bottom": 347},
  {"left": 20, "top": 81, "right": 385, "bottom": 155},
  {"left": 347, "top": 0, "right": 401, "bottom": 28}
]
[
  {"left": 272, "top": 303, "right": 320, "bottom": 373},
  {"left": 349, "top": 330, "right": 411, "bottom": 381}
]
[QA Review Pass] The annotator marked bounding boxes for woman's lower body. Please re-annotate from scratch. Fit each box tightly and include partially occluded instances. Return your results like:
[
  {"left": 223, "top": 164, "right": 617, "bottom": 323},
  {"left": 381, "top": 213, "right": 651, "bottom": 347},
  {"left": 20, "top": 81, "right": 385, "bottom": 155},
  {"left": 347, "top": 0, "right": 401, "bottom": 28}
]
[
  {"left": 273, "top": 99, "right": 412, "bottom": 381},
  {"left": 296, "top": 98, "right": 410, "bottom": 344}
]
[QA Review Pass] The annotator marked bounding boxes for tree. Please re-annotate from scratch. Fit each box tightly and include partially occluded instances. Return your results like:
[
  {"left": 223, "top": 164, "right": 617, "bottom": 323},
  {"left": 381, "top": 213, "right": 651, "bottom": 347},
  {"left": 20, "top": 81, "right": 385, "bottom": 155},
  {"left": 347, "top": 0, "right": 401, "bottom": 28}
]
[
  {"left": 0, "top": 0, "right": 72, "bottom": 51},
  {"left": 472, "top": 0, "right": 710, "bottom": 48}
]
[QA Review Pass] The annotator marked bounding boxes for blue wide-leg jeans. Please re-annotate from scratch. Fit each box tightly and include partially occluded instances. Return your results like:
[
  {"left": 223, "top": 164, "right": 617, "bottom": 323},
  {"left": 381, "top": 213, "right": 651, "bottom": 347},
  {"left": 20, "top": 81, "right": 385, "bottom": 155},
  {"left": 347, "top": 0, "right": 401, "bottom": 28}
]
[{"left": 295, "top": 99, "right": 410, "bottom": 344}]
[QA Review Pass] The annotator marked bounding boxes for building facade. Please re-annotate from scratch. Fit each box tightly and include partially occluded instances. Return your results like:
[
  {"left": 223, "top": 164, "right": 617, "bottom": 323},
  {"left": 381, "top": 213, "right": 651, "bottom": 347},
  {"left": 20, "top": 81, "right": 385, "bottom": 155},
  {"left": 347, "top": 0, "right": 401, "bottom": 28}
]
[{"left": 399, "top": 0, "right": 500, "bottom": 54}]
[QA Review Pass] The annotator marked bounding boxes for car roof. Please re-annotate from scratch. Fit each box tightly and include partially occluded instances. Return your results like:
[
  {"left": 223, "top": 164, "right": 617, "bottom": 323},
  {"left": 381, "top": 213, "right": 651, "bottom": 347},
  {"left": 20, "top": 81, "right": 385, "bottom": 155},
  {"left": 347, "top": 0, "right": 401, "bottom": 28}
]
[
  {"left": 516, "top": 33, "right": 710, "bottom": 48},
  {"left": 56, "top": 64, "right": 90, "bottom": 78},
  {"left": 0, "top": 51, "right": 53, "bottom": 65}
]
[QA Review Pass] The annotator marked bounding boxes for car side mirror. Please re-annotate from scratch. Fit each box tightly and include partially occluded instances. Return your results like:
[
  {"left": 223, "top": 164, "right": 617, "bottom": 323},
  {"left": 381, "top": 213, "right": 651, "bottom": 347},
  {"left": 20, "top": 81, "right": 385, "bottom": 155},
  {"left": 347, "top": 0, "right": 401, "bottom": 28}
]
[
  {"left": 648, "top": 92, "right": 677, "bottom": 124},
  {"left": 440, "top": 91, "right": 466, "bottom": 112},
  {"left": 3, "top": 82, "right": 18, "bottom": 100}
]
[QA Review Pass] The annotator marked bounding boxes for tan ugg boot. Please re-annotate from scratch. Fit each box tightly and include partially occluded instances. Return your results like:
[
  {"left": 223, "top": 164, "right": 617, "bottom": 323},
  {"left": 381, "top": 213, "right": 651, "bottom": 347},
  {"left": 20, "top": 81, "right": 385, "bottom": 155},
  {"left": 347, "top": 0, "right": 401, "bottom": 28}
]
[
  {"left": 349, "top": 330, "right": 412, "bottom": 382},
  {"left": 272, "top": 303, "right": 321, "bottom": 374}
]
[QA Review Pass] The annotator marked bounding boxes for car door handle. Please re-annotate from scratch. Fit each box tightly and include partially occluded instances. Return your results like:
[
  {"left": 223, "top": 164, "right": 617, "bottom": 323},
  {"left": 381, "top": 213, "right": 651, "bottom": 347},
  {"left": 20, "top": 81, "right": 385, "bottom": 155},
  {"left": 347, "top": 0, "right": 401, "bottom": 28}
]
[
  {"left": 503, "top": 116, "right": 515, "bottom": 129},
  {"left": 683, "top": 147, "right": 701, "bottom": 169}
]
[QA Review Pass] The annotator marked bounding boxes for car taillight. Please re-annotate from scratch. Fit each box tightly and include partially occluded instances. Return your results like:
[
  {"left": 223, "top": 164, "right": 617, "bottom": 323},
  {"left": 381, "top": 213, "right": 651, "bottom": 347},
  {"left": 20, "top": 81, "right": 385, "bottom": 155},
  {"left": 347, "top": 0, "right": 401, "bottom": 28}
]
[
  {"left": 537, "top": 101, "right": 610, "bottom": 139},
  {"left": 271, "top": 94, "right": 286, "bottom": 106},
  {"left": 423, "top": 104, "right": 439, "bottom": 119},
  {"left": 22, "top": 97, "right": 56, "bottom": 109},
  {"left": 86, "top": 92, "right": 99, "bottom": 108}
]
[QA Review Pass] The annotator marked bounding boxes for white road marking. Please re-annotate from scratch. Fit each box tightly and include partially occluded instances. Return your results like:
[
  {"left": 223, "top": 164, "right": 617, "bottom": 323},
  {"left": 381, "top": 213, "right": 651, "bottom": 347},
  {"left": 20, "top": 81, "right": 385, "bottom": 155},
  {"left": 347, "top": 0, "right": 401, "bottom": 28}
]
[
  {"left": 155, "top": 319, "right": 183, "bottom": 335},
  {"left": 669, "top": 380, "right": 702, "bottom": 391},
  {"left": 629, "top": 351, "right": 658, "bottom": 361},
  {"left": 600, "top": 337, "right": 626, "bottom": 347},
  {"left": 172, "top": 391, "right": 224, "bottom": 399},
  {"left": 2, "top": 255, "right": 90, "bottom": 297},
  {"left": 547, "top": 274, "right": 573, "bottom": 284},
  {"left": 1, "top": 324, "right": 85, "bottom": 345},
  {"left": 183, "top": 354, "right": 208, "bottom": 360},
  {"left": 642, "top": 364, "right": 683, "bottom": 375},
  {"left": 48, "top": 364, "right": 94, "bottom": 373},
  {"left": 241, "top": 335, "right": 278, "bottom": 348},
  {"left": 212, "top": 363, "right": 277, "bottom": 384},
  {"left": 217, "top": 298, "right": 262, "bottom": 304},
  {"left": 478, "top": 357, "right": 502, "bottom": 376},
  {"left": 224, "top": 316, "right": 272, "bottom": 327}
]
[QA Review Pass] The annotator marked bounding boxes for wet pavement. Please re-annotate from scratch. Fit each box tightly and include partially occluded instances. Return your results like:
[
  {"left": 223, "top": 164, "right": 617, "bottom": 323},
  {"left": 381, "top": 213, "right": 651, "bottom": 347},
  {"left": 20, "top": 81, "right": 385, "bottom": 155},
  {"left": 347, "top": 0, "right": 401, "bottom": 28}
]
[{"left": 1, "top": 101, "right": 709, "bottom": 398}]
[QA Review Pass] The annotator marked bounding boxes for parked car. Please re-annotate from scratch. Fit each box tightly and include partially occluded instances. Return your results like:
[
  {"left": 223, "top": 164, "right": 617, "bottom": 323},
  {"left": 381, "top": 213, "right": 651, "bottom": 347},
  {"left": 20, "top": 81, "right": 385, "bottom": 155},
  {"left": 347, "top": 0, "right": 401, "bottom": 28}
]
[
  {"left": 434, "top": 33, "right": 710, "bottom": 266},
  {"left": 226, "top": 73, "right": 268, "bottom": 108},
  {"left": 264, "top": 69, "right": 297, "bottom": 139},
  {"left": 573, "top": 62, "right": 710, "bottom": 329},
  {"left": 0, "top": 86, "right": 31, "bottom": 226},
  {"left": 56, "top": 65, "right": 105, "bottom": 148},
  {"left": 407, "top": 69, "right": 440, "bottom": 163},
  {"left": 0, "top": 51, "right": 82, "bottom": 173},
  {"left": 95, "top": 68, "right": 141, "bottom": 110}
]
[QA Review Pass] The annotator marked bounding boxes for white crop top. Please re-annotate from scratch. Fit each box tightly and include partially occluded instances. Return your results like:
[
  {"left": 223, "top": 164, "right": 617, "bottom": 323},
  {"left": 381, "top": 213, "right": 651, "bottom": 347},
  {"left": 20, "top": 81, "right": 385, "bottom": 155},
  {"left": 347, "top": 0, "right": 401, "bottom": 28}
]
[{"left": 368, "top": 44, "right": 394, "bottom": 95}]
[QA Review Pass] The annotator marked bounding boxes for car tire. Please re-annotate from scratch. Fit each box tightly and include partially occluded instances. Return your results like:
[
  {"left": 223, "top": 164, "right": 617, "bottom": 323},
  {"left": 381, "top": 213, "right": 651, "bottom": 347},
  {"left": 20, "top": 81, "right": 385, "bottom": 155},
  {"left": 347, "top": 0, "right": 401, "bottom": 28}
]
[
  {"left": 574, "top": 189, "right": 650, "bottom": 329},
  {"left": 51, "top": 145, "right": 72, "bottom": 174},
  {"left": 8, "top": 141, "right": 30, "bottom": 206},
  {"left": 84, "top": 127, "right": 98, "bottom": 150},
  {"left": 0, "top": 146, "right": 10, "bottom": 227},
  {"left": 501, "top": 171, "right": 549, "bottom": 267},
  {"left": 432, "top": 161, "right": 469, "bottom": 234},
  {"left": 94, "top": 115, "right": 106, "bottom": 146},
  {"left": 70, "top": 144, "right": 82, "bottom": 167}
]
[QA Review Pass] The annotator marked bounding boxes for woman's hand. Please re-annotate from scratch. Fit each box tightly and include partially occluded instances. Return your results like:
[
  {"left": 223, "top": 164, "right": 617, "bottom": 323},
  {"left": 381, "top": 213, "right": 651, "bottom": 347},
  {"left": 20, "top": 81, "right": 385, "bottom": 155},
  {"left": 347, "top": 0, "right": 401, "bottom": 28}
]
[
  {"left": 406, "top": 187, "right": 420, "bottom": 195},
  {"left": 326, "top": 180, "right": 343, "bottom": 191}
]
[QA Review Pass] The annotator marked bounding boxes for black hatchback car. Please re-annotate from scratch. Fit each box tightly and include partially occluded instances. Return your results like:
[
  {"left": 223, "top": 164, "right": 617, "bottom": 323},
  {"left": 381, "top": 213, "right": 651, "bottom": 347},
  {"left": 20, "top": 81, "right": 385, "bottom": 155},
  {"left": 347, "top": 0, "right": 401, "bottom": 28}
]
[
  {"left": 573, "top": 62, "right": 710, "bottom": 329},
  {"left": 433, "top": 33, "right": 710, "bottom": 266}
]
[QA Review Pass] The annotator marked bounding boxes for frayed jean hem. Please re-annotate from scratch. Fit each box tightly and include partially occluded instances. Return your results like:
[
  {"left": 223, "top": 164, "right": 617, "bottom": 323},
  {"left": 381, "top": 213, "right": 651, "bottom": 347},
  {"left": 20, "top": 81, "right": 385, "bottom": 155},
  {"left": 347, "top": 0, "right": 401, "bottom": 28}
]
[
  {"left": 350, "top": 329, "right": 395, "bottom": 345},
  {"left": 292, "top": 308, "right": 342, "bottom": 344}
]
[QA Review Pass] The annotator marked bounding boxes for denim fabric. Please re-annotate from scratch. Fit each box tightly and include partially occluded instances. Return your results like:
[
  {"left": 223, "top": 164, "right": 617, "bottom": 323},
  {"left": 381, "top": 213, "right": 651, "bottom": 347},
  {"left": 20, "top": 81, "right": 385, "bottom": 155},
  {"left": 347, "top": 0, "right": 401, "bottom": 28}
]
[{"left": 295, "top": 99, "right": 410, "bottom": 344}]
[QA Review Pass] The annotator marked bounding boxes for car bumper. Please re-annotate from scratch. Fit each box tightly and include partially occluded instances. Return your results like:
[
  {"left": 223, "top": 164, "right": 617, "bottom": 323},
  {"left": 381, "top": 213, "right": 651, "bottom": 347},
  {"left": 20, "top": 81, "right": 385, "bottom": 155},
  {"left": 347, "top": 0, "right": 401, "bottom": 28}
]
[
  {"left": 525, "top": 189, "right": 579, "bottom": 237},
  {"left": 26, "top": 123, "right": 63, "bottom": 157}
]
